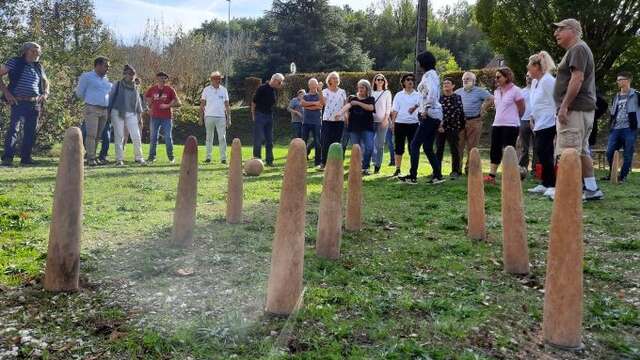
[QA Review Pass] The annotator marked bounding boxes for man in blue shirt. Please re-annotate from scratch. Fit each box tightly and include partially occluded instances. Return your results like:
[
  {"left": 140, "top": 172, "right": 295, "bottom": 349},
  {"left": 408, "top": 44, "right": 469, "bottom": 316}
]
[
  {"left": 301, "top": 78, "right": 323, "bottom": 166},
  {"left": 75, "top": 57, "right": 112, "bottom": 166},
  {"left": 0, "top": 42, "right": 49, "bottom": 166}
]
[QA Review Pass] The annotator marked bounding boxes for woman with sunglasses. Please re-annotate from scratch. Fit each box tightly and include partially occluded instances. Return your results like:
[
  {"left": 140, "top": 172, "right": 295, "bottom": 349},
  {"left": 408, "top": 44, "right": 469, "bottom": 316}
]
[
  {"left": 335, "top": 79, "right": 376, "bottom": 175},
  {"left": 390, "top": 73, "right": 420, "bottom": 177},
  {"left": 109, "top": 64, "right": 145, "bottom": 166},
  {"left": 484, "top": 67, "right": 525, "bottom": 184},
  {"left": 371, "top": 74, "right": 392, "bottom": 174}
]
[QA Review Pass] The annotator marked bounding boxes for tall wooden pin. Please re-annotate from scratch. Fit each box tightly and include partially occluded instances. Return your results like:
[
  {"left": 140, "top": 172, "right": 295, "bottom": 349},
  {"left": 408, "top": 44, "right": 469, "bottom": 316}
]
[
  {"left": 501, "top": 146, "right": 529, "bottom": 274},
  {"left": 171, "top": 136, "right": 198, "bottom": 247}
]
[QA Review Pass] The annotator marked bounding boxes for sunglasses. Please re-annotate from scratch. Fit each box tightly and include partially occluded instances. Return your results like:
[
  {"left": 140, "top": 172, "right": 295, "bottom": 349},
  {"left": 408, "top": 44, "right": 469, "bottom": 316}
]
[
  {"left": 405, "top": 78, "right": 415, "bottom": 82},
  {"left": 375, "top": 78, "right": 385, "bottom": 82}
]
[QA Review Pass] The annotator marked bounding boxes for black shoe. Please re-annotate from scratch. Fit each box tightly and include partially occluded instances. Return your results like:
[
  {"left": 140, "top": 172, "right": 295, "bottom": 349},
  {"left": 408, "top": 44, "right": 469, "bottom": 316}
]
[
  {"left": 449, "top": 172, "right": 460, "bottom": 180},
  {"left": 600, "top": 175, "right": 610, "bottom": 181},
  {"left": 147, "top": 157, "right": 156, "bottom": 163},
  {"left": 362, "top": 169, "right": 371, "bottom": 176},
  {"left": 398, "top": 175, "right": 417, "bottom": 184},
  {"left": 428, "top": 176, "right": 446, "bottom": 184},
  {"left": 204, "top": 158, "right": 211, "bottom": 163},
  {"left": 392, "top": 168, "right": 401, "bottom": 177},
  {"left": 97, "top": 157, "right": 108, "bottom": 165},
  {"left": 388, "top": 161, "right": 395, "bottom": 167},
  {"left": 374, "top": 166, "right": 381, "bottom": 174},
  {"left": 1, "top": 159, "right": 13, "bottom": 167},
  {"left": 20, "top": 158, "right": 35, "bottom": 165}
]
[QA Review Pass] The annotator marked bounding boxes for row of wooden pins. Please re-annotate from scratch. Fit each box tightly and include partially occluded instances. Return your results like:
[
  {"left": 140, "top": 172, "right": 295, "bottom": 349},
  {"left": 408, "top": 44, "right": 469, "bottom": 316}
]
[
  {"left": 466, "top": 145, "right": 584, "bottom": 350},
  {"left": 43, "top": 132, "right": 362, "bottom": 315},
  {"left": 42, "top": 129, "right": 583, "bottom": 351}
]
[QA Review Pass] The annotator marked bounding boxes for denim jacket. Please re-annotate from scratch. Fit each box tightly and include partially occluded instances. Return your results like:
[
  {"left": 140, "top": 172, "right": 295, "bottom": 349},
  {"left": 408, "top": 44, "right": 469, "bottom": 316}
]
[{"left": 610, "top": 88, "right": 638, "bottom": 130}]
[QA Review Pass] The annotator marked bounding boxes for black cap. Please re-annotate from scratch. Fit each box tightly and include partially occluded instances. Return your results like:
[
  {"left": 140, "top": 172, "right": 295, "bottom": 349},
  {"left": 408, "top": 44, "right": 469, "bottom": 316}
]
[{"left": 156, "top": 71, "right": 169, "bottom": 78}]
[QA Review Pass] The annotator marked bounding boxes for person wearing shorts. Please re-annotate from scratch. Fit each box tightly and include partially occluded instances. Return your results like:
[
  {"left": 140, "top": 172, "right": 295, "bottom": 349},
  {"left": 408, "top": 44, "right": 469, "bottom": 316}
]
[{"left": 553, "top": 18, "right": 603, "bottom": 200}]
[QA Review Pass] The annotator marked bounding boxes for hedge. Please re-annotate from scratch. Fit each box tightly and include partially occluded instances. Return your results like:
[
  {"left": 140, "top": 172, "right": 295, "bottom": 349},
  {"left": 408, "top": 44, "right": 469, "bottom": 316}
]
[{"left": 141, "top": 106, "right": 295, "bottom": 145}]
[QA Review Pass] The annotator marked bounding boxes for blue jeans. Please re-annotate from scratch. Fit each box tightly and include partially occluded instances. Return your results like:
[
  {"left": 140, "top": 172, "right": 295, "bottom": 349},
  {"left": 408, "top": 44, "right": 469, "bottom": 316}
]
[
  {"left": 292, "top": 122, "right": 302, "bottom": 139},
  {"left": 386, "top": 126, "right": 395, "bottom": 165},
  {"left": 372, "top": 122, "right": 389, "bottom": 168},
  {"left": 253, "top": 112, "right": 274, "bottom": 164},
  {"left": 350, "top": 130, "right": 375, "bottom": 170},
  {"left": 409, "top": 116, "right": 442, "bottom": 178},
  {"left": 82, "top": 120, "right": 111, "bottom": 159},
  {"left": 149, "top": 118, "right": 174, "bottom": 160},
  {"left": 2, "top": 101, "right": 39, "bottom": 162},
  {"left": 607, "top": 127, "right": 637, "bottom": 180},
  {"left": 302, "top": 123, "right": 321, "bottom": 165}
]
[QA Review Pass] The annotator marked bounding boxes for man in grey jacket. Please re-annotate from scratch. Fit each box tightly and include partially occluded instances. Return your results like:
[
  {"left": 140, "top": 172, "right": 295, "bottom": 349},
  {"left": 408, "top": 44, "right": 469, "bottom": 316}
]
[{"left": 604, "top": 71, "right": 638, "bottom": 183}]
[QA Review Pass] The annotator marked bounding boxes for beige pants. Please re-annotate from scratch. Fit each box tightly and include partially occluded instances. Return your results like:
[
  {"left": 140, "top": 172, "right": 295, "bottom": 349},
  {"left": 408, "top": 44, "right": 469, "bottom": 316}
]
[
  {"left": 458, "top": 118, "right": 483, "bottom": 172},
  {"left": 555, "top": 110, "right": 594, "bottom": 157},
  {"left": 84, "top": 104, "right": 109, "bottom": 160},
  {"left": 111, "top": 110, "right": 144, "bottom": 161}
]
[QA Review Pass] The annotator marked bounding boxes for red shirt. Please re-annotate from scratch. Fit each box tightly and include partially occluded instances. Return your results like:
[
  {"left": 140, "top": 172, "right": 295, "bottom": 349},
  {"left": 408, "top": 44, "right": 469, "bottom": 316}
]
[{"left": 145, "top": 85, "right": 177, "bottom": 119}]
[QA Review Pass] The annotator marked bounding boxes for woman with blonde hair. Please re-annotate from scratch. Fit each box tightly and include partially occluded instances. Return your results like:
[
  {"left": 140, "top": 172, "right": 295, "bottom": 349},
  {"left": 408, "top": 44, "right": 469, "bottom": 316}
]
[
  {"left": 335, "top": 79, "right": 376, "bottom": 175},
  {"left": 526, "top": 51, "right": 558, "bottom": 197},
  {"left": 319, "top": 71, "right": 348, "bottom": 170},
  {"left": 371, "top": 73, "right": 392, "bottom": 174}
]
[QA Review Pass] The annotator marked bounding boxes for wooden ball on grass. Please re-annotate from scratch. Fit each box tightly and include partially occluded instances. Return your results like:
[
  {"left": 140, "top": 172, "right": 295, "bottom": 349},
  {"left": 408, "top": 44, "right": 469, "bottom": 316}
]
[{"left": 244, "top": 158, "right": 264, "bottom": 176}]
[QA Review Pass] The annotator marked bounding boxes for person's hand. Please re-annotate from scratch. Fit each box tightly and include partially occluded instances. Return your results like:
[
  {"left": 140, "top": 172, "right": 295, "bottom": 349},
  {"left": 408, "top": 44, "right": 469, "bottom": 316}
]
[
  {"left": 381, "top": 118, "right": 389, "bottom": 128},
  {"left": 37, "top": 93, "right": 48, "bottom": 103},
  {"left": 251, "top": 114, "right": 255, "bottom": 122},
  {"left": 4, "top": 91, "right": 17, "bottom": 106},
  {"left": 408, "top": 105, "right": 417, "bottom": 114},
  {"left": 438, "top": 126, "right": 445, "bottom": 133},
  {"left": 334, "top": 113, "right": 341, "bottom": 121},
  {"left": 557, "top": 106, "right": 569, "bottom": 125},
  {"left": 350, "top": 100, "right": 359, "bottom": 107}
]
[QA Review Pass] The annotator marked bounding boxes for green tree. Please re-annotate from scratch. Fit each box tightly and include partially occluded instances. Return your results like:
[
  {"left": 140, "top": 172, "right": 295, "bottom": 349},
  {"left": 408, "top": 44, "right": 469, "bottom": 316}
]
[
  {"left": 476, "top": 0, "right": 640, "bottom": 85},
  {"left": 429, "top": 1, "right": 494, "bottom": 69},
  {"left": 257, "top": 0, "right": 372, "bottom": 78}
]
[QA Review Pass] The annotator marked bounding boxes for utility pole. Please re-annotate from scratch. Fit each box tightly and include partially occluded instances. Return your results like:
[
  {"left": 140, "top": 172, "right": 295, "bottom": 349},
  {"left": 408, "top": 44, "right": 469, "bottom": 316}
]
[
  {"left": 226, "top": 0, "right": 231, "bottom": 89},
  {"left": 415, "top": 0, "right": 428, "bottom": 80}
]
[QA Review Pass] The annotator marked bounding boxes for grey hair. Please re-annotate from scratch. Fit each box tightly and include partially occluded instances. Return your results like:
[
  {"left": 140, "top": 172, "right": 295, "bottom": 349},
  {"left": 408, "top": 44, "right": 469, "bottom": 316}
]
[
  {"left": 271, "top": 73, "right": 285, "bottom": 82},
  {"left": 325, "top": 71, "right": 341, "bottom": 86},
  {"left": 462, "top": 71, "right": 477, "bottom": 83},
  {"left": 357, "top": 79, "right": 372, "bottom": 97},
  {"left": 20, "top": 42, "right": 41, "bottom": 57}
]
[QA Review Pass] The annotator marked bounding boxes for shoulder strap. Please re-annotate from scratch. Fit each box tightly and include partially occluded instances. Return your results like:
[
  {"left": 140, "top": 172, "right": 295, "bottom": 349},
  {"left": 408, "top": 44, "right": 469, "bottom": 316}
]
[
  {"left": 374, "top": 90, "right": 387, "bottom": 104},
  {"left": 108, "top": 80, "right": 121, "bottom": 111}
]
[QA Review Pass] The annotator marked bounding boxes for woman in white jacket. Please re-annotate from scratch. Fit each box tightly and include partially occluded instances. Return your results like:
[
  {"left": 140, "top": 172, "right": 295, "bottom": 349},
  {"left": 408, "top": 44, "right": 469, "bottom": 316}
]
[
  {"left": 371, "top": 74, "right": 392, "bottom": 174},
  {"left": 526, "top": 51, "right": 557, "bottom": 197}
]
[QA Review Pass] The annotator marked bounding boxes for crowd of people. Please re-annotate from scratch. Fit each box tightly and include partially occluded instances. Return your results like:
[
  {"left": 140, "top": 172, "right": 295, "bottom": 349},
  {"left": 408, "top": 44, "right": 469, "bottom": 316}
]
[{"left": 0, "top": 18, "right": 637, "bottom": 202}]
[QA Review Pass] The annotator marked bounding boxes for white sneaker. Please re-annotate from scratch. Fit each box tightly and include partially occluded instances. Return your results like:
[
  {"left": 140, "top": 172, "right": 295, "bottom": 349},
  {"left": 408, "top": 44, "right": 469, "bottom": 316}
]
[
  {"left": 528, "top": 185, "right": 547, "bottom": 194},
  {"left": 584, "top": 188, "right": 604, "bottom": 201},
  {"left": 543, "top": 187, "right": 555, "bottom": 197}
]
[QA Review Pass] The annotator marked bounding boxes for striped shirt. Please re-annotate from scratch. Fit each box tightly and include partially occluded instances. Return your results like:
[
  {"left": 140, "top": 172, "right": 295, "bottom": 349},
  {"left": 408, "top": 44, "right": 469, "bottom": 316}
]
[{"left": 5, "top": 58, "right": 44, "bottom": 97}]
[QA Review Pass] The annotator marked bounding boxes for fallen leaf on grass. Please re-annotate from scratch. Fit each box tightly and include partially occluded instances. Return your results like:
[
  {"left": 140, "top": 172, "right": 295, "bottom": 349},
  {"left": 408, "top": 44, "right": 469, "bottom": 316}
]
[
  {"left": 109, "top": 331, "right": 127, "bottom": 341},
  {"left": 176, "top": 268, "right": 195, "bottom": 277}
]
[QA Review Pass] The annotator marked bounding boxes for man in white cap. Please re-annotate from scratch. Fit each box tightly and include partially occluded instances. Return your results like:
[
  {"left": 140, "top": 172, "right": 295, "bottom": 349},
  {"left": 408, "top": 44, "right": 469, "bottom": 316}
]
[
  {"left": 552, "top": 18, "right": 603, "bottom": 200},
  {"left": 200, "top": 71, "right": 230, "bottom": 164}
]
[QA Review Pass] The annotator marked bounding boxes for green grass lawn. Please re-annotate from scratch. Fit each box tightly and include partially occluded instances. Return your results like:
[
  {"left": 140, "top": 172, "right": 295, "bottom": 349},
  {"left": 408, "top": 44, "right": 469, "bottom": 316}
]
[{"left": 0, "top": 143, "right": 639, "bottom": 359}]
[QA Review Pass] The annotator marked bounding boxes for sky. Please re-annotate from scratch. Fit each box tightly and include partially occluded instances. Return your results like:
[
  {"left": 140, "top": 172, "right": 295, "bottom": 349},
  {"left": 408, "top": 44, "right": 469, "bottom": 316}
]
[{"left": 95, "top": 0, "right": 472, "bottom": 42}]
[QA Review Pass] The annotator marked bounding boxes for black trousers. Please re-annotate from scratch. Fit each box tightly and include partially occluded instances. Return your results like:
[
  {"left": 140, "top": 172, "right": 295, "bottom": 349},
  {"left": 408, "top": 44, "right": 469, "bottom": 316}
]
[
  {"left": 534, "top": 126, "right": 556, "bottom": 188},
  {"left": 436, "top": 129, "right": 462, "bottom": 174},
  {"left": 320, "top": 121, "right": 344, "bottom": 166},
  {"left": 489, "top": 125, "right": 519, "bottom": 165},
  {"left": 394, "top": 122, "right": 419, "bottom": 155}
]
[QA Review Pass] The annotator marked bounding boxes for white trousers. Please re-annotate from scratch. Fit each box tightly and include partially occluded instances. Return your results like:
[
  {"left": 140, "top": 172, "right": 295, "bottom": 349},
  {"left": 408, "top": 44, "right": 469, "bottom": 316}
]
[
  {"left": 111, "top": 110, "right": 144, "bottom": 161},
  {"left": 205, "top": 116, "right": 227, "bottom": 161}
]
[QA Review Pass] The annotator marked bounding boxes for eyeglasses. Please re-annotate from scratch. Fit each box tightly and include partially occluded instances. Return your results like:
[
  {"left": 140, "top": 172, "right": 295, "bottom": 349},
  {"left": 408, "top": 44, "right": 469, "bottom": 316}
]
[{"left": 375, "top": 78, "right": 384, "bottom": 82}]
